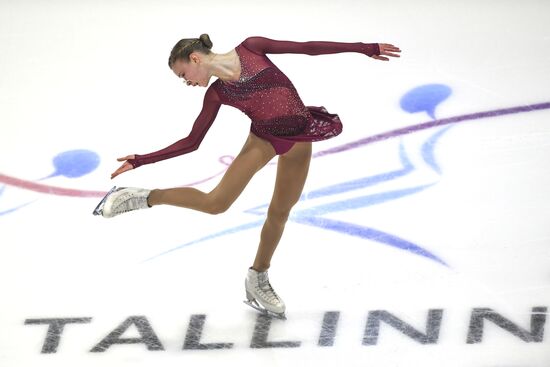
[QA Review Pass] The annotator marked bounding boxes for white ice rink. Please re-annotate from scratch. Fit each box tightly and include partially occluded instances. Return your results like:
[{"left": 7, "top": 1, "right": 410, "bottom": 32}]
[{"left": 1, "top": 0, "right": 549, "bottom": 366}]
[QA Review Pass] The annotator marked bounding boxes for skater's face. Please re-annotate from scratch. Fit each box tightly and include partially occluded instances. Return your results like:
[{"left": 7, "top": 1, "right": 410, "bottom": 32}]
[{"left": 171, "top": 52, "right": 208, "bottom": 88}]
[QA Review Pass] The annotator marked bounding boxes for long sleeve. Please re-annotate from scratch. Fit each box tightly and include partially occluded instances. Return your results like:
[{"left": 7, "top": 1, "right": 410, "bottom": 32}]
[
  {"left": 127, "top": 84, "right": 222, "bottom": 169},
  {"left": 242, "top": 36, "right": 380, "bottom": 57}
]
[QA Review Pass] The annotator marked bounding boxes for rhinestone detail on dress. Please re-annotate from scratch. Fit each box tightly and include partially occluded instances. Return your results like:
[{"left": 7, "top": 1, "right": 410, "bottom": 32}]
[{"left": 213, "top": 43, "right": 342, "bottom": 142}]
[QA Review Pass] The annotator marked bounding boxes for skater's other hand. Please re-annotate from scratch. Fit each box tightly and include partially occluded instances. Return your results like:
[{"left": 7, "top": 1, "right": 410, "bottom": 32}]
[
  {"left": 370, "top": 43, "right": 401, "bottom": 61},
  {"left": 111, "top": 155, "right": 135, "bottom": 179}
]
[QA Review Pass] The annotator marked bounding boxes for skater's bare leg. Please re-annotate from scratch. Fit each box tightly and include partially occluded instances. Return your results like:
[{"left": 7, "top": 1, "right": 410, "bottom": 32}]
[
  {"left": 252, "top": 141, "right": 312, "bottom": 272},
  {"left": 147, "top": 133, "right": 276, "bottom": 214}
]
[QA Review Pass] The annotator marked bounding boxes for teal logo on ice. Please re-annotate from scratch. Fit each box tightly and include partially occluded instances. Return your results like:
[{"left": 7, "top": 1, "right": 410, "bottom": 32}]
[
  {"left": 0, "top": 150, "right": 100, "bottom": 216},
  {"left": 3, "top": 85, "right": 549, "bottom": 269}
]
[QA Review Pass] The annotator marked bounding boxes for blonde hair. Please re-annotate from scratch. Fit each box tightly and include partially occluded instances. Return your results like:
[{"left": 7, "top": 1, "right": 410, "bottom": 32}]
[{"left": 168, "top": 34, "right": 213, "bottom": 68}]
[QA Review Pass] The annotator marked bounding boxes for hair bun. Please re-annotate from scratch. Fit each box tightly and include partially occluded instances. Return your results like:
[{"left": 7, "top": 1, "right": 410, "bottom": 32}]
[
  {"left": 199, "top": 33, "right": 213, "bottom": 49},
  {"left": 168, "top": 35, "right": 213, "bottom": 67}
]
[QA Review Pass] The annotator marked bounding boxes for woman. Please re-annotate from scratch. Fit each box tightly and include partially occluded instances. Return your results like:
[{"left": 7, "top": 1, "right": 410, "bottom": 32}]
[{"left": 93, "top": 34, "right": 401, "bottom": 319}]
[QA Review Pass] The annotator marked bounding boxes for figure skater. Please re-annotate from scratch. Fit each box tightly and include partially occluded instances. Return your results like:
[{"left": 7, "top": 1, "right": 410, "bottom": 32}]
[{"left": 93, "top": 34, "right": 401, "bottom": 319}]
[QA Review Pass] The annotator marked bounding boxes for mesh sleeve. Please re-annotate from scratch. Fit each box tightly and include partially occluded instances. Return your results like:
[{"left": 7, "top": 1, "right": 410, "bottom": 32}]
[
  {"left": 242, "top": 36, "right": 380, "bottom": 57},
  {"left": 127, "top": 84, "right": 222, "bottom": 169}
]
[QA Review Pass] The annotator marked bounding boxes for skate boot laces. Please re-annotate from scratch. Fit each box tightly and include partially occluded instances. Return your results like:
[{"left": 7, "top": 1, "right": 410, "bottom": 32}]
[
  {"left": 256, "top": 272, "right": 281, "bottom": 305},
  {"left": 111, "top": 188, "right": 150, "bottom": 215}
]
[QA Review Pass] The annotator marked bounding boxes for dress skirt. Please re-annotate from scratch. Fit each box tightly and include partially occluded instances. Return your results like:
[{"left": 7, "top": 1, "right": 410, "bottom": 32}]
[{"left": 250, "top": 106, "right": 343, "bottom": 155}]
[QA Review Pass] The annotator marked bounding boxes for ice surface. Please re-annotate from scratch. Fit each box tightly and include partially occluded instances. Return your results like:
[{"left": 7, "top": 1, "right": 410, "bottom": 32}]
[{"left": 1, "top": 0, "right": 549, "bottom": 366}]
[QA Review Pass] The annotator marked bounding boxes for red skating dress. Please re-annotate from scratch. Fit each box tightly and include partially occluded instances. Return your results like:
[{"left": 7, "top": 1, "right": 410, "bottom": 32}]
[{"left": 128, "top": 37, "right": 379, "bottom": 168}]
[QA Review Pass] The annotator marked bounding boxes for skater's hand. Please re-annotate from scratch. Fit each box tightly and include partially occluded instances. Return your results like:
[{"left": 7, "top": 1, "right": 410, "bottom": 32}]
[
  {"left": 370, "top": 43, "right": 401, "bottom": 61},
  {"left": 111, "top": 155, "right": 135, "bottom": 179}
]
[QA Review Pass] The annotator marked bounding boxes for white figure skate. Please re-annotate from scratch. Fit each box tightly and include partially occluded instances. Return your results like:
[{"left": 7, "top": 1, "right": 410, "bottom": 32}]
[
  {"left": 93, "top": 186, "right": 151, "bottom": 218},
  {"left": 244, "top": 267, "right": 286, "bottom": 320}
]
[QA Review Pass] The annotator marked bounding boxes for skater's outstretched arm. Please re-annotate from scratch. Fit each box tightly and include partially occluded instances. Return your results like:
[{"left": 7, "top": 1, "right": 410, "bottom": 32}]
[
  {"left": 242, "top": 36, "right": 401, "bottom": 60},
  {"left": 111, "top": 85, "right": 221, "bottom": 178}
]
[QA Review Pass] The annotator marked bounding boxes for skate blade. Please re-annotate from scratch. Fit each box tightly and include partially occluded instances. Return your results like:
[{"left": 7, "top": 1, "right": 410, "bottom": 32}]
[
  {"left": 243, "top": 300, "right": 287, "bottom": 320},
  {"left": 92, "top": 186, "right": 118, "bottom": 216}
]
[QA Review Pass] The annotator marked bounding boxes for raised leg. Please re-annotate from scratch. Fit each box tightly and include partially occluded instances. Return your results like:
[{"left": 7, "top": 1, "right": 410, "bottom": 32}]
[{"left": 147, "top": 133, "right": 276, "bottom": 214}]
